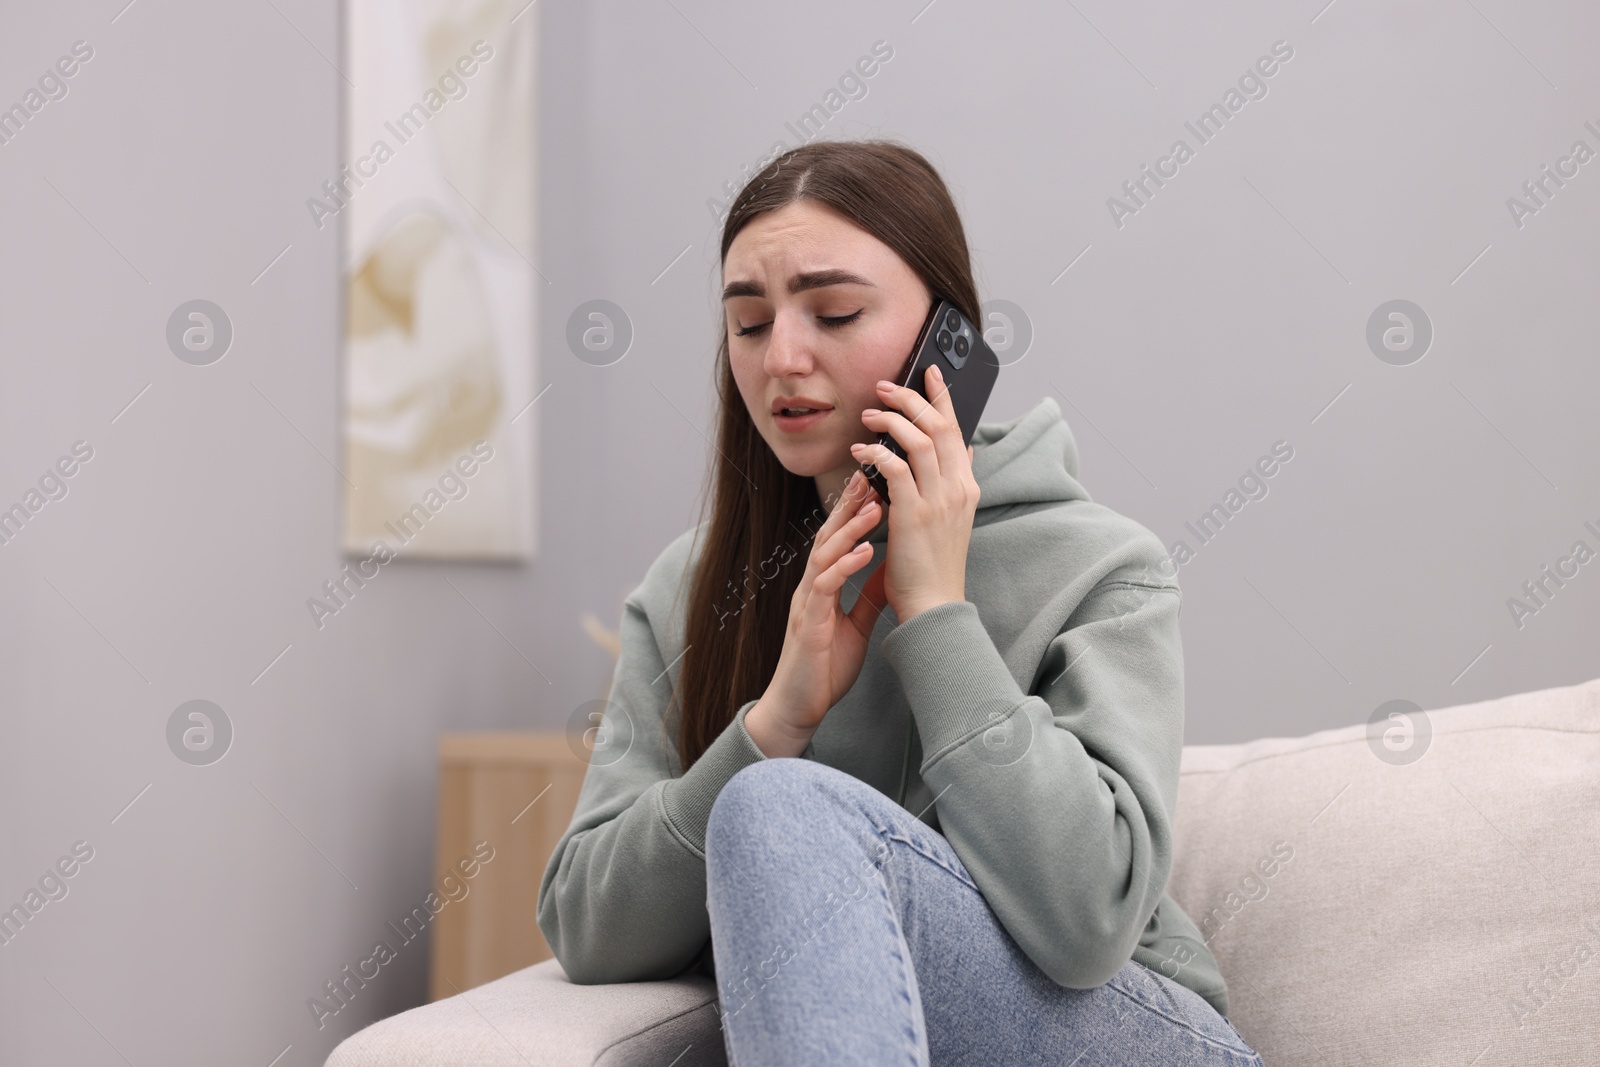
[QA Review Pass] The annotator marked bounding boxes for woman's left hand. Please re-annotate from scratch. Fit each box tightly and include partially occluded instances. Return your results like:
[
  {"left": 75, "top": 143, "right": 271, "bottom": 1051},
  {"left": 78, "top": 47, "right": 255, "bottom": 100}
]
[{"left": 851, "top": 364, "right": 981, "bottom": 625}]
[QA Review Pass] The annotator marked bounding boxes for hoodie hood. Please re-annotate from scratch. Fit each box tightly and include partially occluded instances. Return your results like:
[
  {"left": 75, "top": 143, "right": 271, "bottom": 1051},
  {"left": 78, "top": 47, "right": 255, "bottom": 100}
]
[
  {"left": 866, "top": 396, "right": 1089, "bottom": 543},
  {"left": 967, "top": 395, "right": 1090, "bottom": 510}
]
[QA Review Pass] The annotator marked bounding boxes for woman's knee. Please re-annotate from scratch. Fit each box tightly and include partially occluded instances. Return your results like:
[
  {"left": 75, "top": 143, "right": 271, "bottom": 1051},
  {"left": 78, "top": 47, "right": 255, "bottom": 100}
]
[
  {"left": 710, "top": 757, "right": 826, "bottom": 829},
  {"left": 706, "top": 759, "right": 895, "bottom": 908},
  {"left": 707, "top": 757, "right": 882, "bottom": 850}
]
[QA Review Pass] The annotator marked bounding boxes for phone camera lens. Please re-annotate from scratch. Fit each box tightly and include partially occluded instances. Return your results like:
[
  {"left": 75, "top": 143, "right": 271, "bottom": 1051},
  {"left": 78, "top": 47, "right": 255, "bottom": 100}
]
[
  {"left": 955, "top": 335, "right": 969, "bottom": 358},
  {"left": 944, "top": 309, "right": 960, "bottom": 331},
  {"left": 937, "top": 329, "right": 953, "bottom": 352}
]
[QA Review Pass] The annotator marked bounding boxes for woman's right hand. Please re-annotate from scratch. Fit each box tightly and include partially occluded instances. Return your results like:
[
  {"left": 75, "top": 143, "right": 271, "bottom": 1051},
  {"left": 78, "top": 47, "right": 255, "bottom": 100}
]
[{"left": 750, "top": 470, "right": 890, "bottom": 752}]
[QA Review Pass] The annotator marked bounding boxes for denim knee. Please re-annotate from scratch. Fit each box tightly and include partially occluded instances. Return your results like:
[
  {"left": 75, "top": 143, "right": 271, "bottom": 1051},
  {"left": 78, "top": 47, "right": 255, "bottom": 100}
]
[
  {"left": 709, "top": 757, "right": 812, "bottom": 841},
  {"left": 708, "top": 757, "right": 876, "bottom": 852},
  {"left": 707, "top": 759, "right": 893, "bottom": 900}
]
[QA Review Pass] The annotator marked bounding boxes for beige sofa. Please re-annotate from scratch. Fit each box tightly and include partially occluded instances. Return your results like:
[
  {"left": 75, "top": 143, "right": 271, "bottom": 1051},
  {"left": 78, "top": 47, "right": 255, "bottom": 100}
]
[{"left": 326, "top": 676, "right": 1600, "bottom": 1066}]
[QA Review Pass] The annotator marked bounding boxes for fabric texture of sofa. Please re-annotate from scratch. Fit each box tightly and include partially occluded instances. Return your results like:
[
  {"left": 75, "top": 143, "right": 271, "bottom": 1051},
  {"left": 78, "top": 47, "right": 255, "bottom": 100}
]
[{"left": 326, "top": 675, "right": 1600, "bottom": 1066}]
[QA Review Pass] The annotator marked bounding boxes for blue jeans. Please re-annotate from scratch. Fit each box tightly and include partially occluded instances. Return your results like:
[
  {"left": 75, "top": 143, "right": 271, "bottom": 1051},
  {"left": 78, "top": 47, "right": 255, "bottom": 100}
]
[{"left": 704, "top": 757, "right": 1264, "bottom": 1067}]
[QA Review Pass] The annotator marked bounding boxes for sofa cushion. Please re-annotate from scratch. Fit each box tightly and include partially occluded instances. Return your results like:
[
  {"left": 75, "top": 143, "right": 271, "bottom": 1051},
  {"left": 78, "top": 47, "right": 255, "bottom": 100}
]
[
  {"left": 324, "top": 958, "right": 726, "bottom": 1067},
  {"left": 1167, "top": 675, "right": 1600, "bottom": 1067}
]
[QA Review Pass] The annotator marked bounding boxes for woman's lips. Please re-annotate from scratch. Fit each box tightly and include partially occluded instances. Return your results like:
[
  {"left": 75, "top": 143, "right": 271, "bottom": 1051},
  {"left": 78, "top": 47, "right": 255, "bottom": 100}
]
[{"left": 773, "top": 408, "right": 831, "bottom": 433}]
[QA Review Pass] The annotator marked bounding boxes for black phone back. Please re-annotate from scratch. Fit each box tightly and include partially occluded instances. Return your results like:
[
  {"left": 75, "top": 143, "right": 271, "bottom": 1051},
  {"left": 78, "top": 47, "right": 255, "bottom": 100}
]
[{"left": 861, "top": 298, "right": 1000, "bottom": 504}]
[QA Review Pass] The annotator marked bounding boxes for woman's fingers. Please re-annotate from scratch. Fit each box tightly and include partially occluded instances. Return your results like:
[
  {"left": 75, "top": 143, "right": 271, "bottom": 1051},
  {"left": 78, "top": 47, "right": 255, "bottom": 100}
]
[
  {"left": 864, "top": 369, "right": 968, "bottom": 488},
  {"left": 811, "top": 533, "right": 875, "bottom": 601},
  {"left": 860, "top": 408, "right": 937, "bottom": 488},
  {"left": 824, "top": 493, "right": 880, "bottom": 557},
  {"left": 807, "top": 474, "right": 865, "bottom": 560},
  {"left": 857, "top": 439, "right": 918, "bottom": 505},
  {"left": 821, "top": 471, "right": 874, "bottom": 537},
  {"left": 921, "top": 365, "right": 968, "bottom": 477},
  {"left": 807, "top": 498, "right": 880, "bottom": 605},
  {"left": 809, "top": 539, "right": 879, "bottom": 639},
  {"left": 797, "top": 473, "right": 877, "bottom": 599}
]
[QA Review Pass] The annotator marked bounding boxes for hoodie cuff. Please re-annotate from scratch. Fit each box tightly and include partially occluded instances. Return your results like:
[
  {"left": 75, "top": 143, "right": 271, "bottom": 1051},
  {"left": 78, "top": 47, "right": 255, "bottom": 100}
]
[
  {"left": 879, "top": 599, "right": 1028, "bottom": 762},
  {"left": 658, "top": 697, "right": 767, "bottom": 856}
]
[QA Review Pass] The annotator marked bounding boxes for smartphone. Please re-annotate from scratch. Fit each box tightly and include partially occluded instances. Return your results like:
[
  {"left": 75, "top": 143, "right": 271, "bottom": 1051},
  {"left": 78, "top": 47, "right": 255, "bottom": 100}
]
[{"left": 860, "top": 298, "right": 1000, "bottom": 505}]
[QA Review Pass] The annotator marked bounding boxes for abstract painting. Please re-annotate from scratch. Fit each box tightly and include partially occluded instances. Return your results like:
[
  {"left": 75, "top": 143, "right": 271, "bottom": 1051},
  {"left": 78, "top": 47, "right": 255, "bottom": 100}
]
[{"left": 338, "top": 0, "right": 537, "bottom": 560}]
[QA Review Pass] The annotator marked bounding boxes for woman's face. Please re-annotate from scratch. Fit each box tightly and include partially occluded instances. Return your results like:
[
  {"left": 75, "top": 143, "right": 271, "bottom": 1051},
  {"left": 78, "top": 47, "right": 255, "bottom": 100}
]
[{"left": 723, "top": 199, "right": 933, "bottom": 504}]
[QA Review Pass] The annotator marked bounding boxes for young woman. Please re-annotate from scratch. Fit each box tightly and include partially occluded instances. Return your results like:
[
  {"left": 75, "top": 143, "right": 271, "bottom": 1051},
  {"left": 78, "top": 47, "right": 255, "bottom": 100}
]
[{"left": 537, "top": 140, "right": 1264, "bottom": 1066}]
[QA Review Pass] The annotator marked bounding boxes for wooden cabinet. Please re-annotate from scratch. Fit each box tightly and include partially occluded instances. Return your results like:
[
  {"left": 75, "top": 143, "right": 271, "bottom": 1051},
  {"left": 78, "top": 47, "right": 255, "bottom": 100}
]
[{"left": 429, "top": 732, "right": 587, "bottom": 1001}]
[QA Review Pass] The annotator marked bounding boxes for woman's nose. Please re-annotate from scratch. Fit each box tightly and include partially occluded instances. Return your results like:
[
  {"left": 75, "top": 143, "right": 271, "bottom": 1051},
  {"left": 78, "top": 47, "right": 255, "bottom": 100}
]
[{"left": 762, "top": 312, "right": 813, "bottom": 376}]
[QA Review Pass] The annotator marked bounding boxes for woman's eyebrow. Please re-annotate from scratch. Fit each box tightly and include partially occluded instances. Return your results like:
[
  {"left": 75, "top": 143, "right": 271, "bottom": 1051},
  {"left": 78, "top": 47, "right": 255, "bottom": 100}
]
[{"left": 722, "top": 268, "right": 876, "bottom": 301}]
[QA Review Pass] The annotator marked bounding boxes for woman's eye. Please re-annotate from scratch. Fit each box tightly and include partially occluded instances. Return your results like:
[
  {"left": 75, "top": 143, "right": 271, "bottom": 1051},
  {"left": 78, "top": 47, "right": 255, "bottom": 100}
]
[{"left": 732, "top": 310, "right": 863, "bottom": 338}]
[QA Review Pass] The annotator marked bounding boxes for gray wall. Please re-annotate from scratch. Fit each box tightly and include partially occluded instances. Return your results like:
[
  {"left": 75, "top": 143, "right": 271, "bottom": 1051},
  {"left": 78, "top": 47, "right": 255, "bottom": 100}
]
[{"left": 2, "top": 0, "right": 1596, "bottom": 1062}]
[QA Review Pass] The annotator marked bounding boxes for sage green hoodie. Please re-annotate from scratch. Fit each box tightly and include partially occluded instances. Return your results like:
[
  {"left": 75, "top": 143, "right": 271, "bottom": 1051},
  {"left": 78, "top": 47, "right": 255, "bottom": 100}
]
[{"left": 536, "top": 395, "right": 1230, "bottom": 1018}]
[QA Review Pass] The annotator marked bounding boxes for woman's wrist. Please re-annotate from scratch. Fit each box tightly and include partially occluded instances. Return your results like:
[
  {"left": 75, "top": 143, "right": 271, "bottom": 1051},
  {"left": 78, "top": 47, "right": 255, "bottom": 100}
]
[
  {"left": 895, "top": 596, "right": 963, "bottom": 626},
  {"left": 744, "top": 697, "right": 814, "bottom": 759}
]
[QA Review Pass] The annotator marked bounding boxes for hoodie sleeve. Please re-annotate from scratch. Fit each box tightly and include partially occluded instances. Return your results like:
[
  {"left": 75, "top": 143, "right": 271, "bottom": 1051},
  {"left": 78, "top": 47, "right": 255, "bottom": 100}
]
[
  {"left": 535, "top": 582, "right": 769, "bottom": 984},
  {"left": 877, "top": 556, "right": 1185, "bottom": 990}
]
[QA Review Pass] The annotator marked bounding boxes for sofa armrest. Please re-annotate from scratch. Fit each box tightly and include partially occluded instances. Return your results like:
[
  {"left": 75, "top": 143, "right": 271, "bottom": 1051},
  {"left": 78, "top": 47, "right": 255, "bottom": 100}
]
[{"left": 325, "top": 958, "right": 727, "bottom": 1067}]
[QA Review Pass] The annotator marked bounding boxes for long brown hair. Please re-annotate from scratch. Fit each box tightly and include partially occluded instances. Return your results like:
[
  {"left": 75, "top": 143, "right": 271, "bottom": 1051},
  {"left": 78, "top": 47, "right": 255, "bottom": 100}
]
[{"left": 668, "top": 139, "right": 980, "bottom": 771}]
